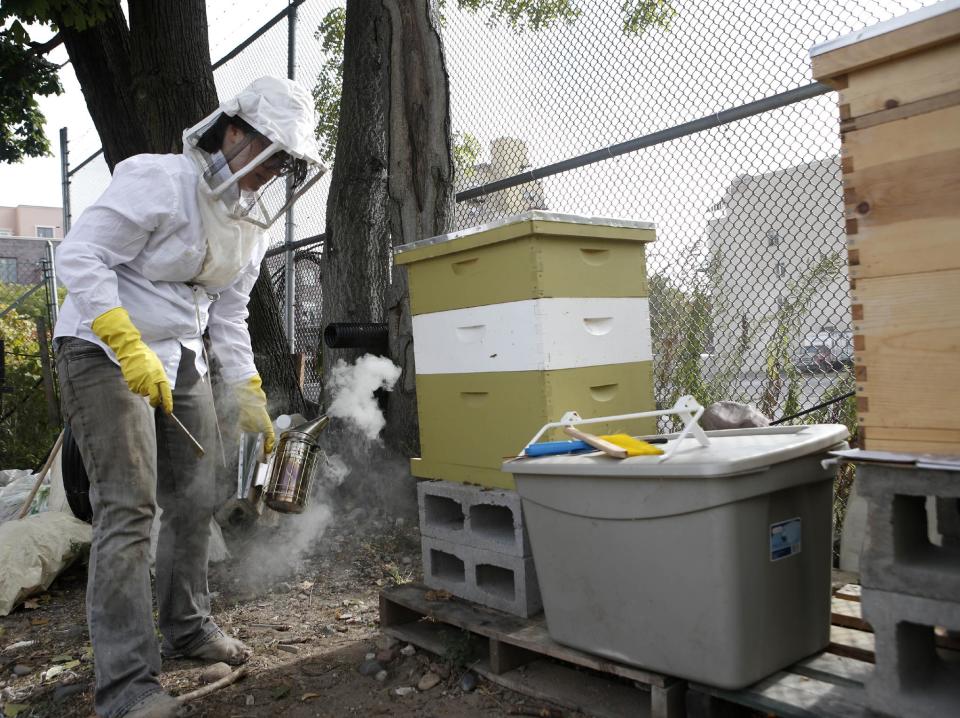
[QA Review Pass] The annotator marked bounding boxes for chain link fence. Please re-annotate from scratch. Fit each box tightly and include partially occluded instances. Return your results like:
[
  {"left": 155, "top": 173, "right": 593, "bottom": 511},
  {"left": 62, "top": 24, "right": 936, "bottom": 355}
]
[
  {"left": 60, "top": 0, "right": 936, "bottom": 429},
  {"left": 442, "top": 0, "right": 935, "bottom": 435}
]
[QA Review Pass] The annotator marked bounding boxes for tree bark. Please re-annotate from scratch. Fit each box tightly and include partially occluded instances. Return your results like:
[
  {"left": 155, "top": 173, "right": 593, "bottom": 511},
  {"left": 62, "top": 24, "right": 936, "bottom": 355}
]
[
  {"left": 59, "top": 0, "right": 218, "bottom": 168},
  {"left": 321, "top": 0, "right": 453, "bottom": 456},
  {"left": 382, "top": 0, "right": 454, "bottom": 455},
  {"left": 128, "top": 0, "right": 218, "bottom": 154},
  {"left": 57, "top": 0, "right": 147, "bottom": 171},
  {"left": 248, "top": 260, "right": 311, "bottom": 416},
  {"left": 320, "top": 0, "right": 392, "bottom": 372}
]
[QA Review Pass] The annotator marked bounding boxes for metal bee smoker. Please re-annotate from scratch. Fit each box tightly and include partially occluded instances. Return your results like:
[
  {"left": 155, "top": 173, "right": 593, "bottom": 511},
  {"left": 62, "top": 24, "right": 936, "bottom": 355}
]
[{"left": 264, "top": 415, "right": 330, "bottom": 513}]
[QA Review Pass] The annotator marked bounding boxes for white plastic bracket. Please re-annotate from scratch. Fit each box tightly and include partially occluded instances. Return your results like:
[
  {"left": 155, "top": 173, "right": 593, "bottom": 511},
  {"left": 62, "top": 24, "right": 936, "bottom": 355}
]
[{"left": 522, "top": 395, "right": 710, "bottom": 463}]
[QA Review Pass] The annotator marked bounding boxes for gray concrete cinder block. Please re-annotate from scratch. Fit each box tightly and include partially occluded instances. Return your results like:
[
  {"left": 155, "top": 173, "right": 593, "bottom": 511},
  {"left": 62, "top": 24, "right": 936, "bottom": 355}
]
[
  {"left": 417, "top": 480, "right": 531, "bottom": 557},
  {"left": 421, "top": 535, "right": 542, "bottom": 617},
  {"left": 857, "top": 465, "right": 960, "bottom": 601},
  {"left": 855, "top": 464, "right": 960, "bottom": 501},
  {"left": 936, "top": 497, "right": 960, "bottom": 548},
  {"left": 862, "top": 588, "right": 960, "bottom": 718}
]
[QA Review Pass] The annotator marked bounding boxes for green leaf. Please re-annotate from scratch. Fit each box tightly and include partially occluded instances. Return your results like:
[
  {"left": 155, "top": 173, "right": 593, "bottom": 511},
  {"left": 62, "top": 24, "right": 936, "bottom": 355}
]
[
  {"left": 0, "top": 28, "right": 64, "bottom": 163},
  {"left": 4, "top": 705, "right": 30, "bottom": 718},
  {"left": 621, "top": 0, "right": 676, "bottom": 36}
]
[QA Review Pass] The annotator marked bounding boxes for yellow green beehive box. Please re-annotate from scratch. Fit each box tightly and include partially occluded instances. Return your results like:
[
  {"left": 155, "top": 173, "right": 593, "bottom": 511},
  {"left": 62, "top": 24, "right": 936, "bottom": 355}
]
[
  {"left": 412, "top": 362, "right": 657, "bottom": 489},
  {"left": 394, "top": 211, "right": 655, "bottom": 315},
  {"left": 394, "top": 211, "right": 657, "bottom": 490}
]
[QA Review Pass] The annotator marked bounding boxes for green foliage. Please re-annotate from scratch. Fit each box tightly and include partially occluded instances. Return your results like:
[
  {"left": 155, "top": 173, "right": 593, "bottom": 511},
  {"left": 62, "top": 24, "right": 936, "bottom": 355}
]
[
  {"left": 443, "top": 0, "right": 581, "bottom": 31},
  {"left": 0, "top": 0, "right": 113, "bottom": 164},
  {"left": 0, "top": 282, "right": 60, "bottom": 469},
  {"left": 0, "top": 27, "right": 62, "bottom": 162},
  {"left": 441, "top": 628, "right": 481, "bottom": 671},
  {"left": 1, "top": 1, "right": 113, "bottom": 31},
  {"left": 621, "top": 0, "right": 676, "bottom": 35},
  {"left": 650, "top": 241, "right": 749, "bottom": 420},
  {"left": 651, "top": 246, "right": 848, "bottom": 433},
  {"left": 312, "top": 6, "right": 346, "bottom": 165},
  {"left": 452, "top": 131, "right": 482, "bottom": 180},
  {"left": 756, "top": 251, "right": 845, "bottom": 420}
]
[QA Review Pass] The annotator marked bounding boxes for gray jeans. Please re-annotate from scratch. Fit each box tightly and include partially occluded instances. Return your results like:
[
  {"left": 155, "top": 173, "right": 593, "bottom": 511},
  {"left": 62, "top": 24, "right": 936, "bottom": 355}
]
[{"left": 56, "top": 337, "right": 221, "bottom": 718}]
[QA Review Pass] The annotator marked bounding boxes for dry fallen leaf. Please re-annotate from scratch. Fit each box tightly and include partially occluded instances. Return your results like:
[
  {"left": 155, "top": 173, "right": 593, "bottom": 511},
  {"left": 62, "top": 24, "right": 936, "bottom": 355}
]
[
  {"left": 22, "top": 599, "right": 39, "bottom": 610},
  {"left": 425, "top": 590, "right": 452, "bottom": 602},
  {"left": 300, "top": 692, "right": 322, "bottom": 702}
]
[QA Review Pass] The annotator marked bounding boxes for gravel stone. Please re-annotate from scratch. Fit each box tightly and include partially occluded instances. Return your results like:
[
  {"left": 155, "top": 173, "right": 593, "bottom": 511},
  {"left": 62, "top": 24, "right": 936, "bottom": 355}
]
[
  {"left": 53, "top": 683, "right": 87, "bottom": 703},
  {"left": 417, "top": 672, "right": 441, "bottom": 691},
  {"left": 200, "top": 662, "right": 232, "bottom": 684},
  {"left": 460, "top": 671, "right": 478, "bottom": 693},
  {"left": 358, "top": 659, "right": 383, "bottom": 677}
]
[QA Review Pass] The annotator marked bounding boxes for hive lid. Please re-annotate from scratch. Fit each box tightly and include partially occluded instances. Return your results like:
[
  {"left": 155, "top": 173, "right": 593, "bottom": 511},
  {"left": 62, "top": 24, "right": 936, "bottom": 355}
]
[
  {"left": 393, "top": 211, "right": 655, "bottom": 265},
  {"left": 810, "top": 0, "right": 960, "bottom": 80},
  {"left": 504, "top": 424, "right": 849, "bottom": 478}
]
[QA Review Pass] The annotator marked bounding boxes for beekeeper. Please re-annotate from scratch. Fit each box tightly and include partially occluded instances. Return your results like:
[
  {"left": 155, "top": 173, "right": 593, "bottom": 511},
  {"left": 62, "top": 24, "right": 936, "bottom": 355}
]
[{"left": 53, "top": 76, "right": 325, "bottom": 718}]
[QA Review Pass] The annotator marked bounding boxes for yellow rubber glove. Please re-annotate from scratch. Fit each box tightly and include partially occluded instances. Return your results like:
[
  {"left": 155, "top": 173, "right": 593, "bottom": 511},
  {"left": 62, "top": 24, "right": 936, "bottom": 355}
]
[
  {"left": 91, "top": 307, "right": 173, "bottom": 414},
  {"left": 235, "top": 374, "right": 275, "bottom": 453}
]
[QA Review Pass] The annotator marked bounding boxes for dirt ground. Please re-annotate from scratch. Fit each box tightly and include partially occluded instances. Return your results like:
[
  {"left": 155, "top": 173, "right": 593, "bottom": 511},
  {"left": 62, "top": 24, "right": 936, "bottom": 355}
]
[{"left": 0, "top": 502, "right": 568, "bottom": 718}]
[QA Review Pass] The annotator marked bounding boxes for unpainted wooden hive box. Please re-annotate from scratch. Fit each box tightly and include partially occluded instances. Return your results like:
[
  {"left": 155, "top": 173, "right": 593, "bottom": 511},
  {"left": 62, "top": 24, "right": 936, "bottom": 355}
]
[{"left": 811, "top": 4, "right": 960, "bottom": 455}]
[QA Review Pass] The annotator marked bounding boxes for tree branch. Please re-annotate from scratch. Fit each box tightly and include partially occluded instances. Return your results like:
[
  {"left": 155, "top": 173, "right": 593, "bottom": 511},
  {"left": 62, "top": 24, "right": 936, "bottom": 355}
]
[{"left": 28, "top": 32, "right": 63, "bottom": 56}]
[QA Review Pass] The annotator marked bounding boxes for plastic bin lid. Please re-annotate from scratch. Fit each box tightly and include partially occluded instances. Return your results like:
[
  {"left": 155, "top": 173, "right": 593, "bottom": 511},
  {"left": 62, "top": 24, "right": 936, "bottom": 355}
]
[{"left": 503, "top": 424, "right": 850, "bottom": 478}]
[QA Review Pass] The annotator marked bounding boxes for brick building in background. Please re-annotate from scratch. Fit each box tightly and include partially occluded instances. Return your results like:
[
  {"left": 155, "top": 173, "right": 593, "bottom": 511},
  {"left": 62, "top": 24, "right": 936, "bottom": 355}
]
[{"left": 0, "top": 205, "right": 64, "bottom": 285}]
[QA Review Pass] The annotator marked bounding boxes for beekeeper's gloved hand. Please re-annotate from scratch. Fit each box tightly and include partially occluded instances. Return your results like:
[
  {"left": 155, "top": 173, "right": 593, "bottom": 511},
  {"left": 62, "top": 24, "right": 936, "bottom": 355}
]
[
  {"left": 235, "top": 374, "right": 275, "bottom": 453},
  {"left": 91, "top": 307, "right": 173, "bottom": 414}
]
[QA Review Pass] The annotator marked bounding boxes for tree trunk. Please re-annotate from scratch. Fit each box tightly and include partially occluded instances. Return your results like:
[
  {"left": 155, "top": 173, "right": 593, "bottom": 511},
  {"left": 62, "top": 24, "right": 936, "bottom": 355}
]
[
  {"left": 321, "top": 0, "right": 452, "bottom": 456},
  {"left": 382, "top": 0, "right": 454, "bottom": 456},
  {"left": 248, "top": 260, "right": 310, "bottom": 416},
  {"left": 320, "top": 0, "right": 392, "bottom": 374},
  {"left": 56, "top": 0, "right": 147, "bottom": 171},
  {"left": 128, "top": 0, "right": 218, "bottom": 154}
]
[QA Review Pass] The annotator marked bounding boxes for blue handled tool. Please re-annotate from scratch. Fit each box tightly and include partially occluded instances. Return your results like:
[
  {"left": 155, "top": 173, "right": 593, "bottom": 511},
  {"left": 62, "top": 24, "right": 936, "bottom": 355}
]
[{"left": 523, "top": 439, "right": 591, "bottom": 457}]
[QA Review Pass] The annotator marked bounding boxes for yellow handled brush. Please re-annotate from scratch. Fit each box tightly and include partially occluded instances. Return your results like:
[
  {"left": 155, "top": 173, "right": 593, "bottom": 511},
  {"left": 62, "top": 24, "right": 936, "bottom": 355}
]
[{"left": 563, "top": 427, "right": 663, "bottom": 458}]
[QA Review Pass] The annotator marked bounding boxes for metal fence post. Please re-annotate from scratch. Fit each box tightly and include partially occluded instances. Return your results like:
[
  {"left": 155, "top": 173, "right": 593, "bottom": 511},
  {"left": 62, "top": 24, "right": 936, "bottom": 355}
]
[
  {"left": 35, "top": 316, "right": 60, "bottom": 426},
  {"left": 284, "top": 0, "right": 298, "bottom": 354},
  {"left": 44, "top": 241, "right": 59, "bottom": 326},
  {"left": 59, "top": 127, "right": 71, "bottom": 235}
]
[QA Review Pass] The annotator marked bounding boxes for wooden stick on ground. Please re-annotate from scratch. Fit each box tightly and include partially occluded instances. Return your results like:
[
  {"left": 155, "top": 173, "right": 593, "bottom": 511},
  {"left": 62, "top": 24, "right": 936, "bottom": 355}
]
[
  {"left": 176, "top": 665, "right": 249, "bottom": 704},
  {"left": 507, "top": 704, "right": 564, "bottom": 718},
  {"left": 17, "top": 429, "right": 65, "bottom": 519}
]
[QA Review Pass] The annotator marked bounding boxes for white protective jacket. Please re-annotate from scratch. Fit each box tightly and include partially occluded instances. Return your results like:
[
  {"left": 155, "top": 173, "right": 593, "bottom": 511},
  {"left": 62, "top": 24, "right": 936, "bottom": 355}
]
[{"left": 54, "top": 152, "right": 267, "bottom": 387}]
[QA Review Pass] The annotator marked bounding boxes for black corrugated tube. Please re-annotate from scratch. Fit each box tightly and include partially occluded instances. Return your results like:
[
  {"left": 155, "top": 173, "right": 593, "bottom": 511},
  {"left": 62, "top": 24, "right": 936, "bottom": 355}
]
[{"left": 323, "top": 322, "right": 389, "bottom": 356}]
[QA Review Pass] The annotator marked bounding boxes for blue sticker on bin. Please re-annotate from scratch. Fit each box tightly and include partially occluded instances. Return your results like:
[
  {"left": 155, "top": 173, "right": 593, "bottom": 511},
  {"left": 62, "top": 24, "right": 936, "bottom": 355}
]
[{"left": 770, "top": 517, "right": 802, "bottom": 561}]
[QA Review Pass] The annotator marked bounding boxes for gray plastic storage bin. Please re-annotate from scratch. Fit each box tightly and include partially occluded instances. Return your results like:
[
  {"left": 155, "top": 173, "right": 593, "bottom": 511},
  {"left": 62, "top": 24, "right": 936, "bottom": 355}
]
[{"left": 504, "top": 424, "right": 849, "bottom": 689}]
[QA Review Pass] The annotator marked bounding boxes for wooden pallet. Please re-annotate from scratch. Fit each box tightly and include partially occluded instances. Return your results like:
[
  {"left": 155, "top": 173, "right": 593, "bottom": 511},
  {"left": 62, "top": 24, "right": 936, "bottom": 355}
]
[
  {"left": 689, "top": 582, "right": 960, "bottom": 718},
  {"left": 382, "top": 581, "right": 960, "bottom": 718},
  {"left": 380, "top": 583, "right": 685, "bottom": 718},
  {"left": 687, "top": 585, "right": 876, "bottom": 717}
]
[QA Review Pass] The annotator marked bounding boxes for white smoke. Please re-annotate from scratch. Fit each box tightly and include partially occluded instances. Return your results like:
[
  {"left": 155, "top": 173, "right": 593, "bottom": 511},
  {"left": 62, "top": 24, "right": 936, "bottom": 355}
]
[
  {"left": 326, "top": 355, "right": 402, "bottom": 440},
  {"left": 319, "top": 451, "right": 350, "bottom": 487}
]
